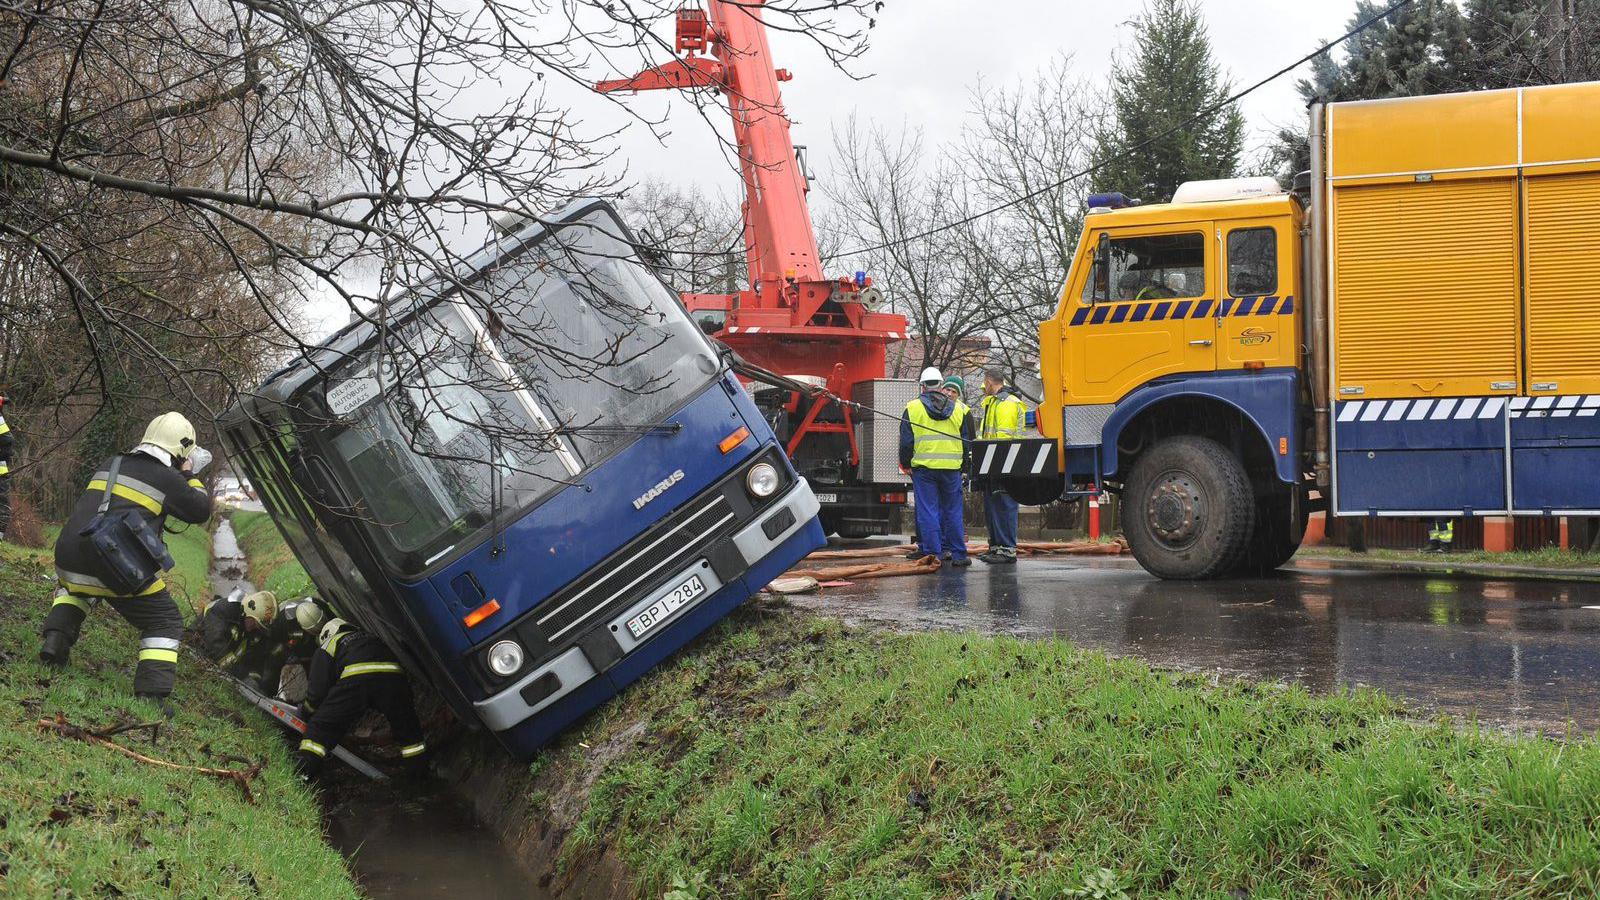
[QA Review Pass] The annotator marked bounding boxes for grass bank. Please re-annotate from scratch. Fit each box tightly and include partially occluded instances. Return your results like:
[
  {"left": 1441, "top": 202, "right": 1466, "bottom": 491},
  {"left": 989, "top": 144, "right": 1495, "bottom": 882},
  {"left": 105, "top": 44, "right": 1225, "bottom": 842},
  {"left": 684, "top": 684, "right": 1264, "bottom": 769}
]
[
  {"left": 0, "top": 539, "right": 358, "bottom": 898},
  {"left": 1304, "top": 545, "right": 1600, "bottom": 571},
  {"left": 538, "top": 603, "right": 1600, "bottom": 898},
  {"left": 232, "top": 510, "right": 315, "bottom": 598}
]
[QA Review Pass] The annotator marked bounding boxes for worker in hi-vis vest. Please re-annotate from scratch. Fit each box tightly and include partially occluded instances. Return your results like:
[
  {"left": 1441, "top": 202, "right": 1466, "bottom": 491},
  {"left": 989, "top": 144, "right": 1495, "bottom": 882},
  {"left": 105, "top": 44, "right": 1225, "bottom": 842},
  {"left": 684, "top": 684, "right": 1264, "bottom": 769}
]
[
  {"left": 900, "top": 367, "right": 974, "bottom": 568},
  {"left": 978, "top": 369, "right": 1029, "bottom": 565},
  {"left": 0, "top": 393, "right": 13, "bottom": 543}
]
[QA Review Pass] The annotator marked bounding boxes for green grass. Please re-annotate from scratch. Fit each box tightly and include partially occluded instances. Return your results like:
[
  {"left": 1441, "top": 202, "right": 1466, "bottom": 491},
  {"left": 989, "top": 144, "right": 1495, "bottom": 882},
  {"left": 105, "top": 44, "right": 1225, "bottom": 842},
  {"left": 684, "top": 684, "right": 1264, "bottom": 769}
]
[
  {"left": 231, "top": 511, "right": 315, "bottom": 599},
  {"left": 558, "top": 606, "right": 1600, "bottom": 899},
  {"left": 0, "top": 541, "right": 358, "bottom": 898},
  {"left": 1306, "top": 545, "right": 1600, "bottom": 570}
]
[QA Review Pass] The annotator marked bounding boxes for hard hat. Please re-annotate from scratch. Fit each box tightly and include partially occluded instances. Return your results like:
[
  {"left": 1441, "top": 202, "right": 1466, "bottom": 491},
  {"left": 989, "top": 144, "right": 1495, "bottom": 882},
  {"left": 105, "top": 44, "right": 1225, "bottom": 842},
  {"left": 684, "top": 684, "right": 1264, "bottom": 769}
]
[
  {"left": 918, "top": 366, "right": 943, "bottom": 386},
  {"left": 294, "top": 599, "right": 326, "bottom": 633},
  {"left": 241, "top": 590, "right": 277, "bottom": 625},
  {"left": 319, "top": 617, "right": 349, "bottom": 648},
  {"left": 141, "top": 412, "right": 197, "bottom": 458},
  {"left": 1163, "top": 272, "right": 1186, "bottom": 292}
]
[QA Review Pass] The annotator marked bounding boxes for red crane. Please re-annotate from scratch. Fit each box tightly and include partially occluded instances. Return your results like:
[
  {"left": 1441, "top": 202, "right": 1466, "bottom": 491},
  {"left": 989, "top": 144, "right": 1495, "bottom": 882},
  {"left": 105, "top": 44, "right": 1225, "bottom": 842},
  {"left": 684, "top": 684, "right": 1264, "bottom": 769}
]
[{"left": 599, "top": 1, "right": 910, "bottom": 536}]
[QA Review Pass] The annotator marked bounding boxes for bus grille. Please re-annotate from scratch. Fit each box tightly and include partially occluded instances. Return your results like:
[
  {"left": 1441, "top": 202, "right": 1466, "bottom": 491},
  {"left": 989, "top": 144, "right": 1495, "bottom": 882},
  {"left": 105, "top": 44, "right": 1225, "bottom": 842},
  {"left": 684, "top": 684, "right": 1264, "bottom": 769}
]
[{"left": 531, "top": 491, "right": 738, "bottom": 643}]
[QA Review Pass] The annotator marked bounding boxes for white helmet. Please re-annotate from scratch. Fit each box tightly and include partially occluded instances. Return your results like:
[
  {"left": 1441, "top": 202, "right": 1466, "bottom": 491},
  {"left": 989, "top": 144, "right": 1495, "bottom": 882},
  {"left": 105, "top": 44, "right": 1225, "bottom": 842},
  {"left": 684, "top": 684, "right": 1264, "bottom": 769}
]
[
  {"left": 241, "top": 590, "right": 277, "bottom": 626},
  {"left": 319, "top": 617, "right": 349, "bottom": 648},
  {"left": 293, "top": 599, "right": 326, "bottom": 633},
  {"left": 141, "top": 412, "right": 197, "bottom": 458},
  {"left": 918, "top": 366, "right": 943, "bottom": 387}
]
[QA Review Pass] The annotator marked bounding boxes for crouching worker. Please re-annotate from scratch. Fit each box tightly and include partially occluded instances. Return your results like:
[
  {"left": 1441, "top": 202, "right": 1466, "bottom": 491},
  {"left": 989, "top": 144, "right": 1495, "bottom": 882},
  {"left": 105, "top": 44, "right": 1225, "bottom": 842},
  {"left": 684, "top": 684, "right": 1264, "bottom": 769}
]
[
  {"left": 40, "top": 413, "right": 213, "bottom": 716},
  {"left": 201, "top": 589, "right": 285, "bottom": 693},
  {"left": 297, "top": 618, "right": 427, "bottom": 780}
]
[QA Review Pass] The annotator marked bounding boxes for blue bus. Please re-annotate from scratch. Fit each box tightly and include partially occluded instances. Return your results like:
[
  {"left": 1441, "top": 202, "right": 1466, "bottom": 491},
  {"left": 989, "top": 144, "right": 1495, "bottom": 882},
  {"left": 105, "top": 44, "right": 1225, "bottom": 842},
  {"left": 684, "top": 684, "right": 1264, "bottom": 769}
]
[{"left": 219, "top": 199, "right": 825, "bottom": 758}]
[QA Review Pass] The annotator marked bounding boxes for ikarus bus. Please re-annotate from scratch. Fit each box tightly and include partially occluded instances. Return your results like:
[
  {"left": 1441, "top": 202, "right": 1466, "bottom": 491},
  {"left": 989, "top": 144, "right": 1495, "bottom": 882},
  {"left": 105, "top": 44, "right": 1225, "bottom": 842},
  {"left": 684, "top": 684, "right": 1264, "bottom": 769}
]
[{"left": 219, "top": 199, "right": 825, "bottom": 758}]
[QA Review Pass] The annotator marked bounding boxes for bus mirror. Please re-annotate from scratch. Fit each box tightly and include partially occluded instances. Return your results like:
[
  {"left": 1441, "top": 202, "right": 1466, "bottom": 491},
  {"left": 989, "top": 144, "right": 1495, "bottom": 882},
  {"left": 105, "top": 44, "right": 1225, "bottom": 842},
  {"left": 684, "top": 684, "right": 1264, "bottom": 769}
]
[{"left": 1093, "top": 233, "right": 1111, "bottom": 304}]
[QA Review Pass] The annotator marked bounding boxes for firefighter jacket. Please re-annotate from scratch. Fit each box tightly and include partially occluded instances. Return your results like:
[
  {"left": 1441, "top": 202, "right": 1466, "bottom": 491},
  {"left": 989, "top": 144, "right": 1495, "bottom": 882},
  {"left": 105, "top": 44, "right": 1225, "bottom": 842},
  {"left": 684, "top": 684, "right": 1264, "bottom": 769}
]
[
  {"left": 54, "top": 450, "right": 213, "bottom": 598},
  {"left": 303, "top": 629, "right": 404, "bottom": 716},
  {"left": 980, "top": 388, "right": 1028, "bottom": 440},
  {"left": 0, "top": 409, "right": 12, "bottom": 477}
]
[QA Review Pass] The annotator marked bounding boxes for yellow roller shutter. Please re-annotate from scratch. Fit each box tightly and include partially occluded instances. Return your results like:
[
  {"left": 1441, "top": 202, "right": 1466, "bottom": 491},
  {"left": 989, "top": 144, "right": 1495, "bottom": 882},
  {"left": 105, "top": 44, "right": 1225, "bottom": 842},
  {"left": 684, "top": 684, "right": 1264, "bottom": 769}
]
[
  {"left": 1524, "top": 171, "right": 1600, "bottom": 395},
  {"left": 1332, "top": 177, "right": 1520, "bottom": 399}
]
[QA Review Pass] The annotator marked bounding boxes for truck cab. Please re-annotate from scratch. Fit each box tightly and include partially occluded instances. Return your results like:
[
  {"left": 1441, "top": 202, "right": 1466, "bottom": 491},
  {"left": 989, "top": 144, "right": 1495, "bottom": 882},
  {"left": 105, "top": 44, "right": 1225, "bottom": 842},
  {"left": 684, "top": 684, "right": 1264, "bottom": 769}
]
[{"left": 985, "top": 178, "right": 1310, "bottom": 579}]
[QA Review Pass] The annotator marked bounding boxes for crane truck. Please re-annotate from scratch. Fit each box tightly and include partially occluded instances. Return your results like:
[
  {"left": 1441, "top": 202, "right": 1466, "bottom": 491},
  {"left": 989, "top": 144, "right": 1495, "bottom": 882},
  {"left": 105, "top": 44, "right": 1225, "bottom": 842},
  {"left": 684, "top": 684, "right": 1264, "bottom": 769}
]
[
  {"left": 977, "top": 81, "right": 1600, "bottom": 579},
  {"left": 598, "top": 1, "right": 914, "bottom": 539}
]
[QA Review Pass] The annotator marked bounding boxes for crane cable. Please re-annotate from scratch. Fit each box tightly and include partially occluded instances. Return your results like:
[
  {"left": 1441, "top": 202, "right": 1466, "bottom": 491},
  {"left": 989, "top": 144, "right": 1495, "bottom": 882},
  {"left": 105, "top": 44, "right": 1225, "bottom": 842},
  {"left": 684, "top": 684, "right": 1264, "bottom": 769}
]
[{"left": 829, "top": 0, "right": 1419, "bottom": 261}]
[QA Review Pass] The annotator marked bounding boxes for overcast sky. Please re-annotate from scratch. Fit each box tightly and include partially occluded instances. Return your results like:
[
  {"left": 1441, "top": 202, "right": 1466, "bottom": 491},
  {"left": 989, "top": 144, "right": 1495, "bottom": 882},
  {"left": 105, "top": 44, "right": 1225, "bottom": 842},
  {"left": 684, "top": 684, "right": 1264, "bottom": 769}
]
[{"left": 596, "top": 1, "right": 1358, "bottom": 199}]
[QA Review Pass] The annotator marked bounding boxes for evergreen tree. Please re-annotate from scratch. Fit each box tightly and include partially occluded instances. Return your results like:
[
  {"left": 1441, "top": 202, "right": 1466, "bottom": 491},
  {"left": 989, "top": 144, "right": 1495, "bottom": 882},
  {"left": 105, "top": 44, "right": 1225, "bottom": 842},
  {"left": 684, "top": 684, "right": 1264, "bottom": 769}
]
[{"left": 1092, "top": 0, "right": 1245, "bottom": 203}]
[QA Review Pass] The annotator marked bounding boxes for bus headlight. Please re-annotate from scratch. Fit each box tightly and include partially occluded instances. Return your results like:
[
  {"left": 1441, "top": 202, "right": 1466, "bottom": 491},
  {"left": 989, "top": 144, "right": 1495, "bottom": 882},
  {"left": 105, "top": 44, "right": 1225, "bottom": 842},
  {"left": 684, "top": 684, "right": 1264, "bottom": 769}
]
[
  {"left": 745, "top": 462, "right": 780, "bottom": 498},
  {"left": 487, "top": 640, "right": 524, "bottom": 677}
]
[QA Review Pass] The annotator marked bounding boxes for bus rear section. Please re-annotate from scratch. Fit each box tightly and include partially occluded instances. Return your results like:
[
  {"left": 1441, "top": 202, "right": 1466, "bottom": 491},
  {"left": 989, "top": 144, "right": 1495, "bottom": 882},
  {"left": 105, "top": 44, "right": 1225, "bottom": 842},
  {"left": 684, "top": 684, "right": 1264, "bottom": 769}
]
[{"left": 220, "top": 199, "right": 825, "bottom": 759}]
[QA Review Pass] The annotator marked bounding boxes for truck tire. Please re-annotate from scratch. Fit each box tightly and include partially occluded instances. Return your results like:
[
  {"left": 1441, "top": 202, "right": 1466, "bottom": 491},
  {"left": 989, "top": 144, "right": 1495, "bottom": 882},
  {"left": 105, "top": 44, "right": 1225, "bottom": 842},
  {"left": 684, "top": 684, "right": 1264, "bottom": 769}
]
[
  {"left": 1123, "top": 435, "right": 1255, "bottom": 580},
  {"left": 1232, "top": 487, "right": 1305, "bottom": 575}
]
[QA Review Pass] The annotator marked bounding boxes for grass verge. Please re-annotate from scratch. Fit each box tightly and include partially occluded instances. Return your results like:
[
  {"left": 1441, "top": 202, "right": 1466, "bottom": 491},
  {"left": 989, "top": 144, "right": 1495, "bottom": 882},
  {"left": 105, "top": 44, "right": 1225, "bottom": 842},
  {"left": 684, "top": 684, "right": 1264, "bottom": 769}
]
[
  {"left": 0, "top": 540, "right": 358, "bottom": 898},
  {"left": 232, "top": 510, "right": 315, "bottom": 598},
  {"left": 1304, "top": 544, "right": 1600, "bottom": 571},
  {"left": 555, "top": 603, "right": 1600, "bottom": 899}
]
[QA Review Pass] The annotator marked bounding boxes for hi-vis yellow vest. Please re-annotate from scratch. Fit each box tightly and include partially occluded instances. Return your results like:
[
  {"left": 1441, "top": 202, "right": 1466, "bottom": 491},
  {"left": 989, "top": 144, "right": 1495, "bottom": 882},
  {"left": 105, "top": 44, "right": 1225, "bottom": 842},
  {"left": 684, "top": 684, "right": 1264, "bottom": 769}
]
[
  {"left": 907, "top": 398, "right": 968, "bottom": 470},
  {"left": 980, "top": 393, "right": 1027, "bottom": 440}
]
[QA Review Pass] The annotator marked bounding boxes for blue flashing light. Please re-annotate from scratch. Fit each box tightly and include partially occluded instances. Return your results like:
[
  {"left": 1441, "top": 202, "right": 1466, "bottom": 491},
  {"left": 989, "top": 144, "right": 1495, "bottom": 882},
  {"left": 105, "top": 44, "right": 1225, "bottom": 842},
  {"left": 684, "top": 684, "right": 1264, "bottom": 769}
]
[
  {"left": 1086, "top": 191, "right": 1131, "bottom": 210},
  {"left": 854, "top": 270, "right": 867, "bottom": 287}
]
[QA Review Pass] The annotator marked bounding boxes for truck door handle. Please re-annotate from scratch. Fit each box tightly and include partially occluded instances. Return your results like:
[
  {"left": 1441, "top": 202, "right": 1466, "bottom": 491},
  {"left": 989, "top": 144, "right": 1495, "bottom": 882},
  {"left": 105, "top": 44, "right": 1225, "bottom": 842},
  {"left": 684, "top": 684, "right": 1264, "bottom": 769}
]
[{"left": 1188, "top": 339, "right": 1213, "bottom": 347}]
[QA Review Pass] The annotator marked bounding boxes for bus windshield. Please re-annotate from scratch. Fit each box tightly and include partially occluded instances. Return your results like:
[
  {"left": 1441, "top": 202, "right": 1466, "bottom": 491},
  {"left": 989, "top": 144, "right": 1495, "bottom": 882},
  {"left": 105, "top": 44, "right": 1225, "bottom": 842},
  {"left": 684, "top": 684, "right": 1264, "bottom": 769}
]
[{"left": 319, "top": 211, "right": 719, "bottom": 573}]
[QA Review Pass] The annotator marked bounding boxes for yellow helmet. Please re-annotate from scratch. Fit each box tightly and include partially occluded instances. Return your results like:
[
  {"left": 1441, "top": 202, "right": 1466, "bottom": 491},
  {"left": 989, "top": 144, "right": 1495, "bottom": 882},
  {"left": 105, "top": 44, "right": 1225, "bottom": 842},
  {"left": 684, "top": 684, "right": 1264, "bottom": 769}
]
[
  {"left": 293, "top": 599, "right": 326, "bottom": 633},
  {"left": 241, "top": 590, "right": 277, "bottom": 626},
  {"left": 141, "top": 412, "right": 197, "bottom": 458}
]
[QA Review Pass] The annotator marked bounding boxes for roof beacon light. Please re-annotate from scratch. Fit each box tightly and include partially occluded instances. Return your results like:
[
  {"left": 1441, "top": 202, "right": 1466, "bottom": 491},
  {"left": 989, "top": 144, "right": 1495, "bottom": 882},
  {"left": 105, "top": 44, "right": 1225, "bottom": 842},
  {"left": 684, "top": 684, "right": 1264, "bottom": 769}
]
[{"left": 1086, "top": 192, "right": 1132, "bottom": 211}]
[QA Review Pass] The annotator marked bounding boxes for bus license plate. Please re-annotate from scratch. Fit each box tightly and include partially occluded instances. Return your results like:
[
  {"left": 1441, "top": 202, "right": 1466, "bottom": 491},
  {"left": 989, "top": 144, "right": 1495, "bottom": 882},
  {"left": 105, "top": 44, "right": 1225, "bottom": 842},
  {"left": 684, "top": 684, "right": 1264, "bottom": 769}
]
[
  {"left": 815, "top": 493, "right": 838, "bottom": 504},
  {"left": 626, "top": 574, "right": 708, "bottom": 639}
]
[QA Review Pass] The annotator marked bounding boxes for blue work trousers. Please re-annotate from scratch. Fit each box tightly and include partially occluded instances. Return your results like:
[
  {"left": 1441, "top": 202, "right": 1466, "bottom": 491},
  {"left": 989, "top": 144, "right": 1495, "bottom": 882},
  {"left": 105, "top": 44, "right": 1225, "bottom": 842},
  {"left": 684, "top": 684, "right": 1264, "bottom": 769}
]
[
  {"left": 912, "top": 467, "right": 966, "bottom": 560},
  {"left": 984, "top": 489, "right": 1019, "bottom": 552}
]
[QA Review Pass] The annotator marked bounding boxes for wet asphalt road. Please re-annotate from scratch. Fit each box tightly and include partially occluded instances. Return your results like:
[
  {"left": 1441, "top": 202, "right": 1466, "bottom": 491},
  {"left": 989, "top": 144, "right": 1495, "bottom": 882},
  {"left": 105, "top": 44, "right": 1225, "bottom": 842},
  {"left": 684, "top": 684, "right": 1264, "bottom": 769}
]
[{"left": 786, "top": 555, "right": 1600, "bottom": 735}]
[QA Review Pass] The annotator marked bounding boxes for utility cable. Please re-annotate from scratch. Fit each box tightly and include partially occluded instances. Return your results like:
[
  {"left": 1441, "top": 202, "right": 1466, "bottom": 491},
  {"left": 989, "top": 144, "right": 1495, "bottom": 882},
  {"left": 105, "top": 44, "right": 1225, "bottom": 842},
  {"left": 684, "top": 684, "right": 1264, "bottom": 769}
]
[{"left": 830, "top": 0, "right": 1419, "bottom": 260}]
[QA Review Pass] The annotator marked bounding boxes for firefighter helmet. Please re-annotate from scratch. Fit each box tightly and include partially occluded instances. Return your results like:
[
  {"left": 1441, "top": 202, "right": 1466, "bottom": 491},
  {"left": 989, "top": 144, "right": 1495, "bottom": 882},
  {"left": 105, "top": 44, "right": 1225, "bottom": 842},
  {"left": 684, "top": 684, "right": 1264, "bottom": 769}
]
[
  {"left": 319, "top": 618, "right": 349, "bottom": 648},
  {"left": 241, "top": 590, "right": 277, "bottom": 626},
  {"left": 293, "top": 599, "right": 326, "bottom": 633},
  {"left": 140, "top": 412, "right": 197, "bottom": 458}
]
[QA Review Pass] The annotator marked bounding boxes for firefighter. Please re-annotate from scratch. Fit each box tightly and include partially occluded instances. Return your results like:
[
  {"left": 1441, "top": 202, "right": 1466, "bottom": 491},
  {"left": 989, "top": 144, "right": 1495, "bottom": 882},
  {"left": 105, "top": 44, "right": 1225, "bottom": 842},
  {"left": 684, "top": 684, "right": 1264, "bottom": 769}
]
[
  {"left": 1425, "top": 518, "right": 1455, "bottom": 553},
  {"left": 39, "top": 413, "right": 214, "bottom": 715},
  {"left": 0, "top": 393, "right": 12, "bottom": 543},
  {"left": 901, "top": 367, "right": 973, "bottom": 568},
  {"left": 201, "top": 589, "right": 282, "bottom": 692},
  {"left": 296, "top": 618, "right": 427, "bottom": 779},
  {"left": 978, "top": 369, "right": 1028, "bottom": 565}
]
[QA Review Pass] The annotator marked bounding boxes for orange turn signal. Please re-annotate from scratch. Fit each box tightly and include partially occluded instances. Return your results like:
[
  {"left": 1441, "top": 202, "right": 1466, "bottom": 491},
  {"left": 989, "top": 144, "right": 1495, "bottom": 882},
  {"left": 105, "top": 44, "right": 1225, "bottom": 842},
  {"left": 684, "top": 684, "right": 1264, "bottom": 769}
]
[
  {"left": 463, "top": 598, "right": 501, "bottom": 629},
  {"left": 1279, "top": 437, "right": 1289, "bottom": 455},
  {"left": 1243, "top": 360, "right": 1266, "bottom": 371},
  {"left": 719, "top": 426, "right": 751, "bottom": 454}
]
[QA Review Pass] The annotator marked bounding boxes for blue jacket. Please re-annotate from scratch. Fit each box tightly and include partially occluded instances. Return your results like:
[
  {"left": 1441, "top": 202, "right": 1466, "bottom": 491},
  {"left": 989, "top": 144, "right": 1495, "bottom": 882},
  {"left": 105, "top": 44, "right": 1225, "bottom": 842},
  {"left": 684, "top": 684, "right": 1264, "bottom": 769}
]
[{"left": 899, "top": 390, "right": 974, "bottom": 469}]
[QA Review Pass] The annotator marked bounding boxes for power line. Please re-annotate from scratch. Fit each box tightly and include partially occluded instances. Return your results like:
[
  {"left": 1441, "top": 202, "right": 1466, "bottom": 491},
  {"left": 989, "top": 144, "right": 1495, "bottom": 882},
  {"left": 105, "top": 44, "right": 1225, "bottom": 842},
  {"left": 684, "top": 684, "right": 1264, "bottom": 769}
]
[{"left": 831, "top": 0, "right": 1419, "bottom": 261}]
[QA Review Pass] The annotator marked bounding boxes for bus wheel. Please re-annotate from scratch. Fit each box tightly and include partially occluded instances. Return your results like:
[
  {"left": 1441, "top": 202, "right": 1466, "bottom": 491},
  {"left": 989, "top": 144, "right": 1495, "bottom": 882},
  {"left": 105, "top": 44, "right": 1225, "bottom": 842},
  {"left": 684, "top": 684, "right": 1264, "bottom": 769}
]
[
  {"left": 1232, "top": 486, "right": 1305, "bottom": 575},
  {"left": 1124, "top": 435, "right": 1255, "bottom": 580}
]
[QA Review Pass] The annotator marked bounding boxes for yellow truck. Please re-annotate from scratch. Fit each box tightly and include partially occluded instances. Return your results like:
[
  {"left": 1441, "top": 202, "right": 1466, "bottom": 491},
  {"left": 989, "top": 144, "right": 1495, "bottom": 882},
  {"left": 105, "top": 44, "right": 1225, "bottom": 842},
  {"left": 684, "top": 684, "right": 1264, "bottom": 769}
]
[{"left": 975, "top": 81, "right": 1600, "bottom": 579}]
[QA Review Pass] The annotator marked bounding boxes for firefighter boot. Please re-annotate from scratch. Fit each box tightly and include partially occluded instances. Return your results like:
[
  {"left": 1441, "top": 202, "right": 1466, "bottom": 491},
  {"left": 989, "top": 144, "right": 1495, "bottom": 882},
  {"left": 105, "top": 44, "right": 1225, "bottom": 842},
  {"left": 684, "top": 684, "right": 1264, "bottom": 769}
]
[{"left": 39, "top": 630, "right": 71, "bottom": 670}]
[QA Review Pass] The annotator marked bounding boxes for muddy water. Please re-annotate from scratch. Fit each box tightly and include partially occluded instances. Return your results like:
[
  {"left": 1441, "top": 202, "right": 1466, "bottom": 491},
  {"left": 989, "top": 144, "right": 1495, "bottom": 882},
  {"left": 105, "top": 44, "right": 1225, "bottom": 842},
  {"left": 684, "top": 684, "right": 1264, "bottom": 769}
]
[{"left": 210, "top": 516, "right": 541, "bottom": 899}]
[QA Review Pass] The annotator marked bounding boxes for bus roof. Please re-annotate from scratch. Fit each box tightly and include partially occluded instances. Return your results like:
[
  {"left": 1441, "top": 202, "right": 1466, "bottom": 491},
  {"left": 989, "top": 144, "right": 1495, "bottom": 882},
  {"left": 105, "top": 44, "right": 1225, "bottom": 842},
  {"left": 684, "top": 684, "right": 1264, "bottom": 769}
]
[
  {"left": 1082, "top": 193, "right": 1300, "bottom": 230},
  {"left": 219, "top": 197, "right": 622, "bottom": 427}
]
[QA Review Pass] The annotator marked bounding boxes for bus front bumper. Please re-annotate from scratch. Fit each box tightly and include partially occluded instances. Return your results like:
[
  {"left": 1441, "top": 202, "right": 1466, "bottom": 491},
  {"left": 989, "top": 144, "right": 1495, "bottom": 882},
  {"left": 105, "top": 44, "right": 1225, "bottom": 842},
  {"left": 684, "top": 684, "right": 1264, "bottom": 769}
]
[{"left": 472, "top": 478, "right": 821, "bottom": 733}]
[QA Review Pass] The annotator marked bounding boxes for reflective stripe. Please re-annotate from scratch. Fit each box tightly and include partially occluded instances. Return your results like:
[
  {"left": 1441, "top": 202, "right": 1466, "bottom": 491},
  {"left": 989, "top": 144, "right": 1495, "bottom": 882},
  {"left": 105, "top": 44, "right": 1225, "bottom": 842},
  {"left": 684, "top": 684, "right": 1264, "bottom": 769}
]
[
  {"left": 400, "top": 742, "right": 428, "bottom": 758},
  {"left": 138, "top": 648, "right": 179, "bottom": 664},
  {"left": 0, "top": 418, "right": 9, "bottom": 435},
  {"left": 56, "top": 567, "right": 167, "bottom": 598},
  {"left": 141, "top": 637, "right": 182, "bottom": 651},
  {"left": 86, "top": 478, "right": 164, "bottom": 515},
  {"left": 906, "top": 399, "right": 967, "bottom": 470},
  {"left": 0, "top": 464, "right": 9, "bottom": 477},
  {"left": 322, "top": 630, "right": 346, "bottom": 655},
  {"left": 299, "top": 739, "right": 327, "bottom": 757},
  {"left": 981, "top": 395, "right": 1027, "bottom": 441},
  {"left": 51, "top": 592, "right": 91, "bottom": 612},
  {"left": 341, "top": 662, "right": 403, "bottom": 678},
  {"left": 186, "top": 478, "right": 204, "bottom": 490}
]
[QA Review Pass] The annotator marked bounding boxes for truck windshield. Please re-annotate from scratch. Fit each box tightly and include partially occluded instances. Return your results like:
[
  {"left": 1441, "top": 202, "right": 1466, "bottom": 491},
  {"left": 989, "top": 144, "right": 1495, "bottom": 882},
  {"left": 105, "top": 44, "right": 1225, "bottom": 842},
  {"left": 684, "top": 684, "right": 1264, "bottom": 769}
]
[{"left": 318, "top": 211, "right": 719, "bottom": 573}]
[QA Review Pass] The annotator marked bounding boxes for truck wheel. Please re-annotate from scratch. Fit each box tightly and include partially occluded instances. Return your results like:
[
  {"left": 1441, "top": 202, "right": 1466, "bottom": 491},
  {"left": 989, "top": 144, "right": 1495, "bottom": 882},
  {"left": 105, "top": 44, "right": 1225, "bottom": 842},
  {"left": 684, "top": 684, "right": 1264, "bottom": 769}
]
[
  {"left": 1124, "top": 435, "right": 1255, "bottom": 580},
  {"left": 1233, "top": 487, "right": 1305, "bottom": 575}
]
